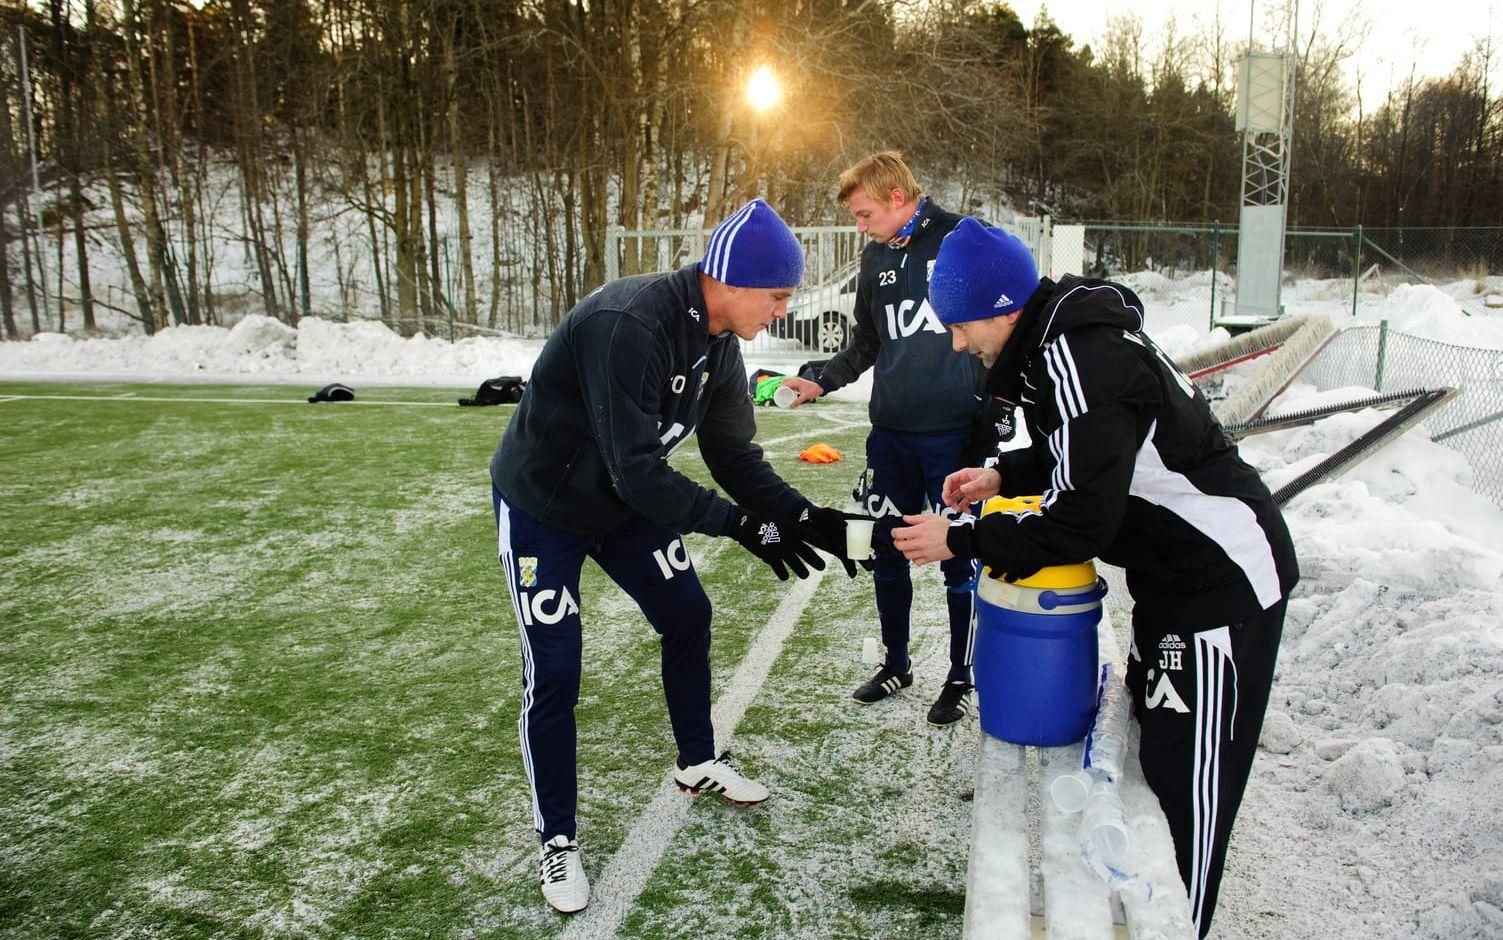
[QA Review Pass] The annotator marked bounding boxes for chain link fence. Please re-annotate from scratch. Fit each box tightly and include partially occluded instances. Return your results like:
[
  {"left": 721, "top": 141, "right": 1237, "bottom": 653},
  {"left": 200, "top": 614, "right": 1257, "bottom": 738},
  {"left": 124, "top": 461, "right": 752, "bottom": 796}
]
[
  {"left": 1073, "top": 223, "right": 1503, "bottom": 329},
  {"left": 1298, "top": 324, "right": 1503, "bottom": 505}
]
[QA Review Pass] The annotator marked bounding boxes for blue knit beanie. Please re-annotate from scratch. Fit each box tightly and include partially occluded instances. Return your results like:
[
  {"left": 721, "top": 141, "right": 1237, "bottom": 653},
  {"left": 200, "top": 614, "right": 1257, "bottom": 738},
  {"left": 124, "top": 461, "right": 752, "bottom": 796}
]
[
  {"left": 930, "top": 218, "right": 1040, "bottom": 325},
  {"left": 699, "top": 199, "right": 804, "bottom": 288}
]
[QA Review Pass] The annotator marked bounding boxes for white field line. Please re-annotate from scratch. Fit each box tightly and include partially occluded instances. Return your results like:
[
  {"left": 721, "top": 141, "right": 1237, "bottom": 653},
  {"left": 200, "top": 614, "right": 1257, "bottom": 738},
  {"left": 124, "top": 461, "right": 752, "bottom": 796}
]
[
  {"left": 0, "top": 393, "right": 460, "bottom": 408},
  {"left": 557, "top": 567, "right": 826, "bottom": 940},
  {"left": 759, "top": 422, "right": 869, "bottom": 450},
  {"left": 0, "top": 396, "right": 21, "bottom": 404},
  {"left": 757, "top": 407, "right": 870, "bottom": 449}
]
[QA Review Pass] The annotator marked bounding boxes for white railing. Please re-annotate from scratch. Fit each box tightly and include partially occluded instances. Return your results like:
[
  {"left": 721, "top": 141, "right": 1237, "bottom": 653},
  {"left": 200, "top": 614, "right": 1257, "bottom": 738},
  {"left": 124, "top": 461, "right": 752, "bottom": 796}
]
[{"left": 605, "top": 217, "right": 1081, "bottom": 362}]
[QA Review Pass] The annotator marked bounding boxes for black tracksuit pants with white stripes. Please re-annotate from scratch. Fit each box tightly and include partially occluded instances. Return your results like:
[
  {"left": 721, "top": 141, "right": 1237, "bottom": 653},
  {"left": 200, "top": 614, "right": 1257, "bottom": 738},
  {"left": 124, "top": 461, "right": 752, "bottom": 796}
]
[
  {"left": 494, "top": 488, "right": 716, "bottom": 843},
  {"left": 1127, "top": 598, "right": 1287, "bottom": 938}
]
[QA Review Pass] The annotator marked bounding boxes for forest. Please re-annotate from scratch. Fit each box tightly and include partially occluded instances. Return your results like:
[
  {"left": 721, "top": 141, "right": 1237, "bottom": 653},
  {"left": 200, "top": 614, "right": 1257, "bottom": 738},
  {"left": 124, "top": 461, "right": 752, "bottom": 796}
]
[{"left": 0, "top": 0, "right": 1498, "bottom": 337}]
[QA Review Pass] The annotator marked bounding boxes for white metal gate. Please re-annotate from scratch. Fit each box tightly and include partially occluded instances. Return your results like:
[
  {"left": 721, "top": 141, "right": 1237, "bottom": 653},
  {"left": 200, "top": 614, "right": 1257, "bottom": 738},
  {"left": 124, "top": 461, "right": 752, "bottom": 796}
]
[{"left": 605, "top": 217, "right": 1066, "bottom": 361}]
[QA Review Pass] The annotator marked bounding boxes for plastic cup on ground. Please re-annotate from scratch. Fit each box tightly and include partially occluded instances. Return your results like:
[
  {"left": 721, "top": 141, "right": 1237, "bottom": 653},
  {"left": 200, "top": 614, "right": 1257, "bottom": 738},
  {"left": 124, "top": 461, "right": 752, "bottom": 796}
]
[
  {"left": 1049, "top": 770, "right": 1092, "bottom": 813},
  {"left": 845, "top": 518, "right": 875, "bottom": 560},
  {"left": 773, "top": 383, "right": 799, "bottom": 408}
]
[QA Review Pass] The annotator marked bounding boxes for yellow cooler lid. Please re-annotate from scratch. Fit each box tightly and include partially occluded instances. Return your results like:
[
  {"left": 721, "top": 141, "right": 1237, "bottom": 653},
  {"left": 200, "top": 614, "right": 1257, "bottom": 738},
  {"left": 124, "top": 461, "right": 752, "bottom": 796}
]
[{"left": 978, "top": 495, "right": 1097, "bottom": 589}]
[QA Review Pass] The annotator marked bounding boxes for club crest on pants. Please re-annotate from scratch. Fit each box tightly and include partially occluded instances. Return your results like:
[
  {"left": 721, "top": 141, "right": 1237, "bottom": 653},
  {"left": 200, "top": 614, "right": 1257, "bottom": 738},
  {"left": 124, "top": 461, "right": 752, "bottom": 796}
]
[
  {"left": 1145, "top": 668, "right": 1190, "bottom": 713},
  {"left": 518, "top": 556, "right": 539, "bottom": 587}
]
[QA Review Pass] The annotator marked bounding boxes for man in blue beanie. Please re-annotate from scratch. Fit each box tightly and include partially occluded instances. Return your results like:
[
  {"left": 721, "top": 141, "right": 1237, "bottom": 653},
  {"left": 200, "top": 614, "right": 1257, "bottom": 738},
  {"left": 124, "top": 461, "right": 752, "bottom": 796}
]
[
  {"left": 777, "top": 152, "right": 988, "bottom": 726},
  {"left": 490, "top": 198, "right": 858, "bottom": 914},
  {"left": 892, "top": 216, "right": 1299, "bottom": 938}
]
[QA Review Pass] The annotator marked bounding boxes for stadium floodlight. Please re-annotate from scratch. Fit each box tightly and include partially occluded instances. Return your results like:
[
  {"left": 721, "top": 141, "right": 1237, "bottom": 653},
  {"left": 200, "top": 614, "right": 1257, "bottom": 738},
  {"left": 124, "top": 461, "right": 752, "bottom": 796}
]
[{"left": 1233, "top": 3, "right": 1299, "bottom": 321}]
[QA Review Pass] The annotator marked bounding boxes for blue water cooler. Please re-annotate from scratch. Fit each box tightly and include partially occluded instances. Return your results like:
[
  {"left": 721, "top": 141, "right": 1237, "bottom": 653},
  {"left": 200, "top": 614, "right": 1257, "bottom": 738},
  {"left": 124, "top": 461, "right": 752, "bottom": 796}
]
[{"left": 972, "top": 496, "right": 1108, "bottom": 746}]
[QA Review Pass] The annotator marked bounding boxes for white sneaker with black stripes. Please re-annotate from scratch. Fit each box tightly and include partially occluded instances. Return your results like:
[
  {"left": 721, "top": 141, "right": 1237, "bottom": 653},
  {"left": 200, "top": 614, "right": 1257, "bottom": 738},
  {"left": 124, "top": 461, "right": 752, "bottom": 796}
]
[
  {"left": 673, "top": 752, "right": 769, "bottom": 806},
  {"left": 539, "top": 834, "right": 589, "bottom": 914}
]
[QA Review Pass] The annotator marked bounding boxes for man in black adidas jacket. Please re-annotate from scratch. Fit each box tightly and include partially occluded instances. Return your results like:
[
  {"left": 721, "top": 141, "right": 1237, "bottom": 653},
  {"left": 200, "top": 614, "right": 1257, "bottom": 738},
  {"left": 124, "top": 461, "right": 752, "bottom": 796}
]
[
  {"left": 491, "top": 199, "right": 857, "bottom": 914},
  {"left": 779, "top": 152, "right": 987, "bottom": 724},
  {"left": 892, "top": 219, "right": 1298, "bottom": 937}
]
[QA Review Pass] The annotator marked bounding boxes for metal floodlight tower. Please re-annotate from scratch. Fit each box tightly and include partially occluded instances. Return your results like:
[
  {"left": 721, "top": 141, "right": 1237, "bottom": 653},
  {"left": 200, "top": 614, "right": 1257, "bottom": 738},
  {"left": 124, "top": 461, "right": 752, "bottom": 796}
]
[{"left": 1234, "top": 2, "right": 1298, "bottom": 319}]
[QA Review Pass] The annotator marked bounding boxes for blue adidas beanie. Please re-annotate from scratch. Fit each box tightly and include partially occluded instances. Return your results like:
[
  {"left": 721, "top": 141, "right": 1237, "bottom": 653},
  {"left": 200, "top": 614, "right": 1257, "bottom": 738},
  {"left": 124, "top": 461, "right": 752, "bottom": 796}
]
[
  {"left": 699, "top": 199, "right": 804, "bottom": 288},
  {"left": 930, "top": 218, "right": 1040, "bottom": 325}
]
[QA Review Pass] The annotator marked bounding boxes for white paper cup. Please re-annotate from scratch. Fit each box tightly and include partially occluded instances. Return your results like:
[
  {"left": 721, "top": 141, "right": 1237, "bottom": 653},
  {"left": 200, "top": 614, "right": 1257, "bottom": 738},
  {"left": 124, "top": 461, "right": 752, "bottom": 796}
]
[
  {"left": 861, "top": 637, "right": 880, "bottom": 665},
  {"left": 845, "top": 518, "right": 875, "bottom": 559},
  {"left": 773, "top": 384, "right": 798, "bottom": 408}
]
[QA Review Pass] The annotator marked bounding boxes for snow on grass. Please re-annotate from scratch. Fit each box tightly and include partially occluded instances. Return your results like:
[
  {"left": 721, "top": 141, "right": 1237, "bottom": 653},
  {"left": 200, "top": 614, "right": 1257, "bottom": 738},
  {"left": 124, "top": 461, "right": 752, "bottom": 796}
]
[
  {"left": 3, "top": 335, "right": 1503, "bottom": 938},
  {"left": 0, "top": 315, "right": 546, "bottom": 388}
]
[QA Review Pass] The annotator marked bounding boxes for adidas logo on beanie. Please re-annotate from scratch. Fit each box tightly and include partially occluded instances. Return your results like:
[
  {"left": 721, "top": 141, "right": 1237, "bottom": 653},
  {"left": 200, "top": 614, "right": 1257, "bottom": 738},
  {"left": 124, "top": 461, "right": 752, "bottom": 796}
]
[{"left": 930, "top": 218, "right": 1040, "bottom": 325}]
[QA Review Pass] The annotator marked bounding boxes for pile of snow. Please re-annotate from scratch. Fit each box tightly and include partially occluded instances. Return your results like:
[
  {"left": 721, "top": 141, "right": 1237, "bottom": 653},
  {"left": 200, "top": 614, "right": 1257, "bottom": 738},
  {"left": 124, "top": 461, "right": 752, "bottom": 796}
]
[
  {"left": 0, "top": 316, "right": 543, "bottom": 387},
  {"left": 9, "top": 268, "right": 1503, "bottom": 387},
  {"left": 0, "top": 312, "right": 877, "bottom": 398},
  {"left": 1223, "top": 382, "right": 1503, "bottom": 938},
  {"left": 1353, "top": 283, "right": 1503, "bottom": 349},
  {"left": 1113, "top": 265, "right": 1503, "bottom": 352}
]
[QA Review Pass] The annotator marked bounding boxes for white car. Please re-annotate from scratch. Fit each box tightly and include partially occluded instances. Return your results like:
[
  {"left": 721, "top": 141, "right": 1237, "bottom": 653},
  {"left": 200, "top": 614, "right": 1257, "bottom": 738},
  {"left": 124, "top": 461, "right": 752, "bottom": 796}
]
[{"left": 774, "top": 261, "right": 861, "bottom": 353}]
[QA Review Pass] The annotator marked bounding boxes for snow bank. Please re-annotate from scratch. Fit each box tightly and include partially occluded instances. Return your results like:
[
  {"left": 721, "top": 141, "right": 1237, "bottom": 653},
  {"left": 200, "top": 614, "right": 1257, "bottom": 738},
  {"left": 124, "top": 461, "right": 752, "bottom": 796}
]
[
  {"left": 0, "top": 312, "right": 880, "bottom": 400},
  {"left": 1227, "top": 382, "right": 1503, "bottom": 939},
  {"left": 0, "top": 316, "right": 543, "bottom": 387},
  {"left": 1354, "top": 283, "right": 1503, "bottom": 349}
]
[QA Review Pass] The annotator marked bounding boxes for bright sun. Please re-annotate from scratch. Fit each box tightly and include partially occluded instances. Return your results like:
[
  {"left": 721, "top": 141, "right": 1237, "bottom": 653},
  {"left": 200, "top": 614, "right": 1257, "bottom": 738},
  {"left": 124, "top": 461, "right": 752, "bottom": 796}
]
[{"left": 745, "top": 66, "right": 782, "bottom": 112}]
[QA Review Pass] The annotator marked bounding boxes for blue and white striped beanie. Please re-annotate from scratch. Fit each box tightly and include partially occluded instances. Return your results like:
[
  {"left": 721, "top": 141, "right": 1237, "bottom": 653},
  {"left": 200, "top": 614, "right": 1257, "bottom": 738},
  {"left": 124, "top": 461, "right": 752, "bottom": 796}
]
[{"left": 699, "top": 199, "right": 804, "bottom": 288}]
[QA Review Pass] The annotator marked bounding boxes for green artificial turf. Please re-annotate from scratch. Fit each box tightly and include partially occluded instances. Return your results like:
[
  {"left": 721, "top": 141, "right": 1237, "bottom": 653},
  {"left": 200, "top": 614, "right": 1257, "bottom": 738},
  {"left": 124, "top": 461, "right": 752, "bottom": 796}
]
[{"left": 0, "top": 381, "right": 973, "bottom": 939}]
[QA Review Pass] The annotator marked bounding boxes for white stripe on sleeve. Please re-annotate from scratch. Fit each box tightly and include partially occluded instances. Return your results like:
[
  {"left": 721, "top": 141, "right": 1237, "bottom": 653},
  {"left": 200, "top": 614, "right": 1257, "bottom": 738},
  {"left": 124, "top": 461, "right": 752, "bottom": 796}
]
[{"left": 1129, "top": 424, "right": 1284, "bottom": 609}]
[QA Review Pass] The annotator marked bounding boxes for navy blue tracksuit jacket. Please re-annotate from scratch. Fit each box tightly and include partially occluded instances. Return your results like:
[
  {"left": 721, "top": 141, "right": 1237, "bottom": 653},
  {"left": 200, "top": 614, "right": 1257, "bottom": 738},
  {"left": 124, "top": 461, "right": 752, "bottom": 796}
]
[
  {"left": 816, "top": 199, "right": 986, "bottom": 678},
  {"left": 489, "top": 264, "right": 810, "bottom": 842}
]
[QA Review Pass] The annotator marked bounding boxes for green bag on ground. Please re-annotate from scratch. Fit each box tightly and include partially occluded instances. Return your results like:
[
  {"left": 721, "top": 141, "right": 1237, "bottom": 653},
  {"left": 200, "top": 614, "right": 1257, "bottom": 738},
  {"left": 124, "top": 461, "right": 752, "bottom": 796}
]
[{"left": 753, "top": 374, "right": 787, "bottom": 405}]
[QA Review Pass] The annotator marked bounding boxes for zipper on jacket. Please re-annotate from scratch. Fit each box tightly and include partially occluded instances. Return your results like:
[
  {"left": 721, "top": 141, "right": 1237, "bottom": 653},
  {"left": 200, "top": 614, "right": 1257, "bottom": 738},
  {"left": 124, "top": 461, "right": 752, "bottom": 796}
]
[{"left": 541, "top": 440, "right": 589, "bottom": 511}]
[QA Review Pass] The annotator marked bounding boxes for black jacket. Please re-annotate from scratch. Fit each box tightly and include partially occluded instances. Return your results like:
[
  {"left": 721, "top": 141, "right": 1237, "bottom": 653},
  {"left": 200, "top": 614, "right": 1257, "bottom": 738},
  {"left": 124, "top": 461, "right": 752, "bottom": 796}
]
[
  {"left": 816, "top": 199, "right": 986, "bottom": 434},
  {"left": 490, "top": 265, "right": 809, "bottom": 536},
  {"left": 948, "top": 275, "right": 1299, "bottom": 624}
]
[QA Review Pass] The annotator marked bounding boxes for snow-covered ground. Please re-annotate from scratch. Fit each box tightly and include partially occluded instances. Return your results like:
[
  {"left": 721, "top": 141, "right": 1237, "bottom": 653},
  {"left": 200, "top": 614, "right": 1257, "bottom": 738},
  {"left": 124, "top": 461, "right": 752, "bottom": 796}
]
[
  {"left": 3, "top": 272, "right": 1502, "bottom": 937},
  {"left": 5, "top": 268, "right": 1501, "bottom": 390},
  {"left": 1221, "top": 382, "right": 1503, "bottom": 938}
]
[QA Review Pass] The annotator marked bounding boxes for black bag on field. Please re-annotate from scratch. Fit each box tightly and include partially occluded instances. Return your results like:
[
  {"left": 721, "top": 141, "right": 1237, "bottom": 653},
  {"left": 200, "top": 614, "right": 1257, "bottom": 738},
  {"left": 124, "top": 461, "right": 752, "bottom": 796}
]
[
  {"left": 460, "top": 375, "right": 526, "bottom": 407},
  {"left": 797, "top": 358, "right": 829, "bottom": 381},
  {"left": 308, "top": 382, "right": 356, "bottom": 403}
]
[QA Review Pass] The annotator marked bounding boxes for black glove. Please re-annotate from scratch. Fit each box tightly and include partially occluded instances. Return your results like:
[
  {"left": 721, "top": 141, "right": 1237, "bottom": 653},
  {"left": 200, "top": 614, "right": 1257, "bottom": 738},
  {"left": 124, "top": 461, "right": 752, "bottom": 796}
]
[
  {"left": 795, "top": 504, "right": 866, "bottom": 577},
  {"left": 726, "top": 508, "right": 827, "bottom": 581}
]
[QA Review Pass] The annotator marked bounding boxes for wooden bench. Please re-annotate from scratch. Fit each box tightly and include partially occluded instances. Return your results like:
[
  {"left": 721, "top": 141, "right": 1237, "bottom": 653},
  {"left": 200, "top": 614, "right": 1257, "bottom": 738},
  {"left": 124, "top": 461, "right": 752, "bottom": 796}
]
[{"left": 962, "top": 606, "right": 1197, "bottom": 940}]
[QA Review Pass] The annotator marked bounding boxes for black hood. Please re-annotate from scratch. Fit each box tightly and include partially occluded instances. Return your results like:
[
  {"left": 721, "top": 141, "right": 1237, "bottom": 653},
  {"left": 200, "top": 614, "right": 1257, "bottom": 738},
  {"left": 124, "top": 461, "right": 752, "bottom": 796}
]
[{"left": 985, "top": 274, "right": 1148, "bottom": 401}]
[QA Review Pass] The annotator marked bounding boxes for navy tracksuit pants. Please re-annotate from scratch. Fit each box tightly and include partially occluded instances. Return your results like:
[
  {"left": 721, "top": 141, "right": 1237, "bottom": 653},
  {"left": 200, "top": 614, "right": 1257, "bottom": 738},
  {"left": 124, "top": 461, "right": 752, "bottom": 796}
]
[
  {"left": 858, "top": 427, "right": 978, "bottom": 682},
  {"left": 494, "top": 488, "right": 716, "bottom": 843}
]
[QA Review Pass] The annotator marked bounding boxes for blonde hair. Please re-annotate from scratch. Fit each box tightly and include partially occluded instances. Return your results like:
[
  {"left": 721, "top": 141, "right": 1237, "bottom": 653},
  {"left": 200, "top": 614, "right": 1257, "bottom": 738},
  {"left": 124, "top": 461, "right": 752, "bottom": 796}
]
[{"left": 837, "top": 151, "right": 924, "bottom": 206}]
